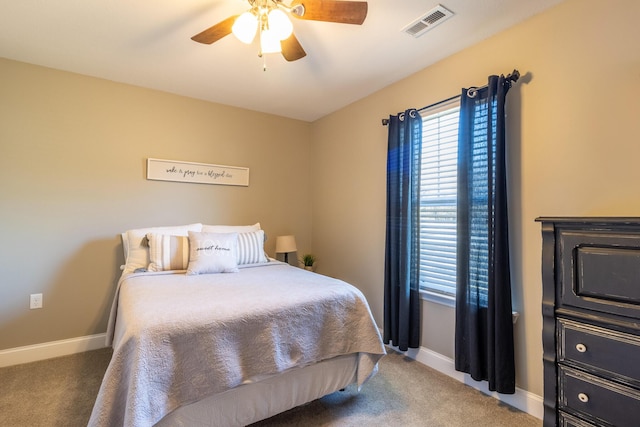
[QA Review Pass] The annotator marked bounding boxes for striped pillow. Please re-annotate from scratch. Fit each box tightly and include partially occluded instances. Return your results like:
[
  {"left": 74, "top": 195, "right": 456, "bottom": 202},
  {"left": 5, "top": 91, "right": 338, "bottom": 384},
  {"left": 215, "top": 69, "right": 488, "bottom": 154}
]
[
  {"left": 147, "top": 233, "right": 190, "bottom": 271},
  {"left": 237, "top": 230, "right": 268, "bottom": 265}
]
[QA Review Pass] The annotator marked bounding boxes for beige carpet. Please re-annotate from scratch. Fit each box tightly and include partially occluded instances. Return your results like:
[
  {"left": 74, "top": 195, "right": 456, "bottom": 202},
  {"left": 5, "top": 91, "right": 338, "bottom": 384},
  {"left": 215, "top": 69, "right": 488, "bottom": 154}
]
[
  {"left": 0, "top": 347, "right": 541, "bottom": 426},
  {"left": 0, "top": 348, "right": 112, "bottom": 426}
]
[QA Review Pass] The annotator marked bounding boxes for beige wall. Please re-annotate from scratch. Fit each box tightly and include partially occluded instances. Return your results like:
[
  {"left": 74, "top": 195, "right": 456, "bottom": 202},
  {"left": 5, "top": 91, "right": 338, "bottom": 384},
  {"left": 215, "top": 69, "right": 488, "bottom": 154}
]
[
  {"left": 3, "top": 0, "right": 640, "bottom": 401},
  {"left": 311, "top": 0, "right": 640, "bottom": 397},
  {"left": 0, "top": 59, "right": 312, "bottom": 350}
]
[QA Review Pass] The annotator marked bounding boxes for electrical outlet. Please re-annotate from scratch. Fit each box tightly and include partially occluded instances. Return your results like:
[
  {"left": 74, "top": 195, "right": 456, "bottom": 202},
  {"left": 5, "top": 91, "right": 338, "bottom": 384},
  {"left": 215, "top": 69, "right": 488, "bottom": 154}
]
[{"left": 30, "top": 293, "right": 43, "bottom": 309}]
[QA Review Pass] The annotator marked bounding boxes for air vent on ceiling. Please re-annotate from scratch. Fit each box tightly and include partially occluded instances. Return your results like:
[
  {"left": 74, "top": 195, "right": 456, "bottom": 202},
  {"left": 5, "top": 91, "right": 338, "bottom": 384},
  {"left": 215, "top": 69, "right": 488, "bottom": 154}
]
[{"left": 403, "top": 4, "right": 455, "bottom": 38}]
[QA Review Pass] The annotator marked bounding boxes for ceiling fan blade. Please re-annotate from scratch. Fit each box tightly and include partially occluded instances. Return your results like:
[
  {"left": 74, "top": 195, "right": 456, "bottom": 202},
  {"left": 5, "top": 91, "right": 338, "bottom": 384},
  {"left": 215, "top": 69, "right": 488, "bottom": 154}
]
[
  {"left": 191, "top": 15, "right": 238, "bottom": 44},
  {"left": 291, "top": 0, "right": 368, "bottom": 25},
  {"left": 281, "top": 33, "right": 307, "bottom": 61}
]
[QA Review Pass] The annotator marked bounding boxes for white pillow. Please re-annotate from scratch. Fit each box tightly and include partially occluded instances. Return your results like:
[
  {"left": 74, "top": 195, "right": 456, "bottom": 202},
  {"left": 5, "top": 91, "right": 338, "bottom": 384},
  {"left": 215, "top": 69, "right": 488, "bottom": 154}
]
[
  {"left": 237, "top": 230, "right": 269, "bottom": 265},
  {"left": 186, "top": 231, "right": 239, "bottom": 275},
  {"left": 122, "top": 223, "right": 202, "bottom": 274},
  {"left": 147, "top": 233, "right": 190, "bottom": 272},
  {"left": 202, "top": 222, "right": 261, "bottom": 233}
]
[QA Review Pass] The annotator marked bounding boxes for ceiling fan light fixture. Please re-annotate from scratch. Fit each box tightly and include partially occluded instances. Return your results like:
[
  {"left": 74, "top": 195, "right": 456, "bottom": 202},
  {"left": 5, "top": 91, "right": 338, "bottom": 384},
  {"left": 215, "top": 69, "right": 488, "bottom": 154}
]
[
  {"left": 191, "top": 0, "right": 369, "bottom": 64},
  {"left": 260, "top": 28, "right": 282, "bottom": 54},
  {"left": 268, "top": 8, "right": 293, "bottom": 41},
  {"left": 232, "top": 11, "right": 258, "bottom": 44}
]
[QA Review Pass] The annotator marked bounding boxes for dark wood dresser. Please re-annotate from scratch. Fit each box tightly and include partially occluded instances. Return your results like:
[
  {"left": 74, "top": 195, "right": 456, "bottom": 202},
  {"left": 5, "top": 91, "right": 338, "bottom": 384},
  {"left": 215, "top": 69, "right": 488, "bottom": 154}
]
[{"left": 537, "top": 217, "right": 640, "bottom": 427}]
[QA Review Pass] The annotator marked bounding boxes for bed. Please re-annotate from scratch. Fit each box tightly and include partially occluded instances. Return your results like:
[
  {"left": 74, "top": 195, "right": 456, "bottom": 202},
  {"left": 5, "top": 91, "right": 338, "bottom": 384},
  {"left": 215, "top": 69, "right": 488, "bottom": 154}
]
[{"left": 88, "top": 223, "right": 386, "bottom": 427}]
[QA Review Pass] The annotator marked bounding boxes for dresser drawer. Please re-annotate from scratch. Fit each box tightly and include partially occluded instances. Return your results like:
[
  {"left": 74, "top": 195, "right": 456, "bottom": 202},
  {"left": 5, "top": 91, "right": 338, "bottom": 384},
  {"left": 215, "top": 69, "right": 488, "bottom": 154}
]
[
  {"left": 558, "top": 229, "right": 640, "bottom": 319},
  {"left": 558, "top": 318, "right": 640, "bottom": 384},
  {"left": 559, "top": 366, "right": 640, "bottom": 427},
  {"left": 559, "top": 411, "right": 597, "bottom": 427}
]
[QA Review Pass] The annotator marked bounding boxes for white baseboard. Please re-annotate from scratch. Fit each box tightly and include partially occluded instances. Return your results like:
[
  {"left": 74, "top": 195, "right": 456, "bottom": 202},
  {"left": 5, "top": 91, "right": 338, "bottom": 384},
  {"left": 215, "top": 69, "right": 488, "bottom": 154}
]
[
  {"left": 388, "top": 344, "right": 543, "bottom": 420},
  {"left": 0, "top": 333, "right": 107, "bottom": 368}
]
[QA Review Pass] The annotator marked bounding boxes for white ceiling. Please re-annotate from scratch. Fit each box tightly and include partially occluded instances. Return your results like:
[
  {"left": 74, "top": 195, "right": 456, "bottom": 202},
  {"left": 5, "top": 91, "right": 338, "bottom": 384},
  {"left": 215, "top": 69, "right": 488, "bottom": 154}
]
[{"left": 0, "top": 0, "right": 564, "bottom": 122}]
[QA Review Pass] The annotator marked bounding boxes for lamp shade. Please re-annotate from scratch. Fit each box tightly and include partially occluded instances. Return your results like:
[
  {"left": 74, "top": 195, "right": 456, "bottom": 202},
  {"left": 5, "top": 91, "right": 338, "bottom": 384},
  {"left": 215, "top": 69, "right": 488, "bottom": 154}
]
[
  {"left": 260, "top": 28, "right": 282, "bottom": 54},
  {"left": 232, "top": 12, "right": 258, "bottom": 44},
  {"left": 268, "top": 9, "right": 293, "bottom": 41},
  {"left": 275, "top": 235, "right": 297, "bottom": 253}
]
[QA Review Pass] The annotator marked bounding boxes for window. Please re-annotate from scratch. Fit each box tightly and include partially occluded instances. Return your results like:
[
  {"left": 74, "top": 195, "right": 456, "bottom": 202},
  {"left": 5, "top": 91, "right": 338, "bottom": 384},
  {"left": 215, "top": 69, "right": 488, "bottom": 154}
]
[{"left": 419, "top": 99, "right": 460, "bottom": 297}]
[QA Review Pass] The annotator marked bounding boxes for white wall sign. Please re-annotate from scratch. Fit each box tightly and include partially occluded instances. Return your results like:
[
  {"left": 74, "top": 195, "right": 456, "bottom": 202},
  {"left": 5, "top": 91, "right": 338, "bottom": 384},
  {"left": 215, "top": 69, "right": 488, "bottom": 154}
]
[{"left": 147, "top": 158, "right": 249, "bottom": 187}]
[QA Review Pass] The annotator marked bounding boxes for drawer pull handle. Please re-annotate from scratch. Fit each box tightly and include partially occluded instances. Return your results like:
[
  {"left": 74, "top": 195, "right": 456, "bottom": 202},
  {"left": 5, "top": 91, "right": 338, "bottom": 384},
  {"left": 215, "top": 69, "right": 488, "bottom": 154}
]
[
  {"left": 578, "top": 393, "right": 589, "bottom": 403},
  {"left": 576, "top": 343, "right": 587, "bottom": 353}
]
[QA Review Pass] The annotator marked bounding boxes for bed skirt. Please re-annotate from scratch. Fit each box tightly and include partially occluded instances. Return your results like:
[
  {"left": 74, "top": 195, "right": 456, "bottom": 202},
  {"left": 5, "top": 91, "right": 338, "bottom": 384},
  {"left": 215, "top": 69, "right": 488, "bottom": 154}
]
[{"left": 154, "top": 353, "right": 360, "bottom": 426}]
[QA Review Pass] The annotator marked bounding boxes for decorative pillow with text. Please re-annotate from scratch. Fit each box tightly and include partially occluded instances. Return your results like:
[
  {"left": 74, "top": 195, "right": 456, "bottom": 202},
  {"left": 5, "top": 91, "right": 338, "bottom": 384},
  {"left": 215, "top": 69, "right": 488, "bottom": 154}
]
[{"left": 186, "top": 231, "right": 239, "bottom": 275}]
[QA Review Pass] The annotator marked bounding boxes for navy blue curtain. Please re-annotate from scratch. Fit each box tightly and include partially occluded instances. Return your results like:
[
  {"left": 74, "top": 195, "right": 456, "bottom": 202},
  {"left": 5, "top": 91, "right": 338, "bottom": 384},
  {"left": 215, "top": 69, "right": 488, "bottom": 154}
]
[
  {"left": 383, "top": 109, "right": 422, "bottom": 351},
  {"left": 454, "top": 75, "right": 516, "bottom": 393}
]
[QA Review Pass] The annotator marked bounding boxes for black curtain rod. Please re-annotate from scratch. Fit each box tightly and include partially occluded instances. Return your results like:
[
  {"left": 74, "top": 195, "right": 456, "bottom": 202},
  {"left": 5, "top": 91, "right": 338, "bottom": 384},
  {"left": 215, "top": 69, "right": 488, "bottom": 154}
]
[{"left": 381, "top": 69, "right": 520, "bottom": 126}]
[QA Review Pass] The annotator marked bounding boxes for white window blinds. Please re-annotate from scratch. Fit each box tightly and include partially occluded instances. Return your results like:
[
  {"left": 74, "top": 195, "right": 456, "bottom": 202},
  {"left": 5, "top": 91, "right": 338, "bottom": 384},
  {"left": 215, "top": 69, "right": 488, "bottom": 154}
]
[{"left": 419, "top": 101, "right": 460, "bottom": 295}]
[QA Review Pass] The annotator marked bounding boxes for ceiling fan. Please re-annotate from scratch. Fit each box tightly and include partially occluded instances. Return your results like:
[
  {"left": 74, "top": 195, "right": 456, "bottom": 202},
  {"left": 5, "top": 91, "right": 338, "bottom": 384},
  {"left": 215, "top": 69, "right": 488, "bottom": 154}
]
[{"left": 191, "top": 0, "right": 368, "bottom": 62}]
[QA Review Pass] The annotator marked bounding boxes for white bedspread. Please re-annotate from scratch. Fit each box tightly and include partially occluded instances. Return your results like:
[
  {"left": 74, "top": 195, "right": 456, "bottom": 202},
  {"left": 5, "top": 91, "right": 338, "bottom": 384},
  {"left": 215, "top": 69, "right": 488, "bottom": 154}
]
[{"left": 88, "top": 262, "right": 386, "bottom": 427}]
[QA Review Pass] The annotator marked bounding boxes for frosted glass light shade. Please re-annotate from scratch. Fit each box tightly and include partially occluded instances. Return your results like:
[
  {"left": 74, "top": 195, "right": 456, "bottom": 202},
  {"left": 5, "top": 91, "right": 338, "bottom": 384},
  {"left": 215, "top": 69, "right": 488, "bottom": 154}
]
[
  {"left": 260, "top": 29, "right": 282, "bottom": 54},
  {"left": 232, "top": 12, "right": 258, "bottom": 44},
  {"left": 268, "top": 9, "right": 293, "bottom": 41}
]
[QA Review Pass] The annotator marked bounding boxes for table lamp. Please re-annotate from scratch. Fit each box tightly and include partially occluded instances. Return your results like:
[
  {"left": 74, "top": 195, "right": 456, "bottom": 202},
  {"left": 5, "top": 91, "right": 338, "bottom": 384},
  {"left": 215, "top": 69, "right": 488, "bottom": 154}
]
[{"left": 275, "top": 235, "right": 297, "bottom": 264}]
